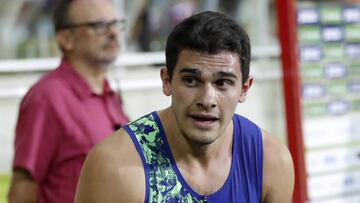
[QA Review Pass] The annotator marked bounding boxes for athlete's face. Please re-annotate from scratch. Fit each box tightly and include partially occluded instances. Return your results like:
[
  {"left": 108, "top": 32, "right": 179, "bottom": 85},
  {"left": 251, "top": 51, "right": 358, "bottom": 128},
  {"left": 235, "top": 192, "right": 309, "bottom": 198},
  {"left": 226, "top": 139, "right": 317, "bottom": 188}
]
[{"left": 161, "top": 49, "right": 252, "bottom": 145}]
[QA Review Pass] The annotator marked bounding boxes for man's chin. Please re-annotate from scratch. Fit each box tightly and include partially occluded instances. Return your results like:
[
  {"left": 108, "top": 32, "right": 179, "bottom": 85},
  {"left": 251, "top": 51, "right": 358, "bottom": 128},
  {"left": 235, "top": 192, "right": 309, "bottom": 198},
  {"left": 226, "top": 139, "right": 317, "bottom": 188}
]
[
  {"left": 183, "top": 132, "right": 218, "bottom": 146},
  {"left": 96, "top": 58, "right": 116, "bottom": 68},
  {"left": 99, "top": 53, "right": 118, "bottom": 62}
]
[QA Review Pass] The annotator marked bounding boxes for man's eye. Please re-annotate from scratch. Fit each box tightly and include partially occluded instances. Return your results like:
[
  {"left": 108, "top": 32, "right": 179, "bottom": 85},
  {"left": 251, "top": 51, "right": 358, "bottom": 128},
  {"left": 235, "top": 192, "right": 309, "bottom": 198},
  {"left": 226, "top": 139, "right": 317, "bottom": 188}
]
[
  {"left": 91, "top": 22, "right": 107, "bottom": 29},
  {"left": 183, "top": 77, "right": 198, "bottom": 86},
  {"left": 215, "top": 80, "right": 232, "bottom": 87}
]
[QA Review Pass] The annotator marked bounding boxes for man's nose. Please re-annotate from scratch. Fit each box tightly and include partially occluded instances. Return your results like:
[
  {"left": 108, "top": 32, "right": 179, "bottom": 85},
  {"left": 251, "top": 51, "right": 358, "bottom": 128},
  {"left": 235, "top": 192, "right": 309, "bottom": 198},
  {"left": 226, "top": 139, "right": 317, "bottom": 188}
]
[
  {"left": 106, "top": 25, "right": 119, "bottom": 37},
  {"left": 196, "top": 84, "right": 217, "bottom": 109}
]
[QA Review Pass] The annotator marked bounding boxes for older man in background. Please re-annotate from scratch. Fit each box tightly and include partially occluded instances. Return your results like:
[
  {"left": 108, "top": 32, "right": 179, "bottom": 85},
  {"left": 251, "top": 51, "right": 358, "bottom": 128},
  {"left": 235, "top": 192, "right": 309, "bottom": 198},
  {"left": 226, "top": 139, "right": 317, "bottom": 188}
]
[{"left": 8, "top": 0, "right": 129, "bottom": 202}]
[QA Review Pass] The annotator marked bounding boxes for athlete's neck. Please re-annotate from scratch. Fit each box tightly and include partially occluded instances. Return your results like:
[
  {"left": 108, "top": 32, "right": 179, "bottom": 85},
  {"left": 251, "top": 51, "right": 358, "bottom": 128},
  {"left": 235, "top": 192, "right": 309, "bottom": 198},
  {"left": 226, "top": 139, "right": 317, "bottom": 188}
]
[
  {"left": 158, "top": 108, "right": 233, "bottom": 167},
  {"left": 158, "top": 108, "right": 234, "bottom": 195}
]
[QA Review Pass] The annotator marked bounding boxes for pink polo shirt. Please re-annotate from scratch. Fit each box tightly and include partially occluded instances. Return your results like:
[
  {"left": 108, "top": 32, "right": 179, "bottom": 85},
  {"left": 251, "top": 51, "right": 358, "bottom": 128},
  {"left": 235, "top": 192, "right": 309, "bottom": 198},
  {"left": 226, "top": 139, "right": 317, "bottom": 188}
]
[{"left": 13, "top": 58, "right": 129, "bottom": 203}]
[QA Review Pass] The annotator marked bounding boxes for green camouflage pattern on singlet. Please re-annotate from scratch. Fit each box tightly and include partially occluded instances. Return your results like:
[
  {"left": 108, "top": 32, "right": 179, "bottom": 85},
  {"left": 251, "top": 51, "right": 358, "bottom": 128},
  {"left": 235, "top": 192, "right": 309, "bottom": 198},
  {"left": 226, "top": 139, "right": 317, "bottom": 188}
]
[{"left": 128, "top": 113, "right": 205, "bottom": 203}]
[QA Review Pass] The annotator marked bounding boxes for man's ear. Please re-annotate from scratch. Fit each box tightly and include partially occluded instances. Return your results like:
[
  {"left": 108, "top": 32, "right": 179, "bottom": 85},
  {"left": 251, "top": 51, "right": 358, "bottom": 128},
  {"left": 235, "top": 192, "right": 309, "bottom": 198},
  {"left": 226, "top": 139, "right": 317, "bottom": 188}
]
[
  {"left": 239, "top": 76, "right": 253, "bottom": 103},
  {"left": 160, "top": 67, "right": 171, "bottom": 96},
  {"left": 56, "top": 30, "right": 74, "bottom": 51}
]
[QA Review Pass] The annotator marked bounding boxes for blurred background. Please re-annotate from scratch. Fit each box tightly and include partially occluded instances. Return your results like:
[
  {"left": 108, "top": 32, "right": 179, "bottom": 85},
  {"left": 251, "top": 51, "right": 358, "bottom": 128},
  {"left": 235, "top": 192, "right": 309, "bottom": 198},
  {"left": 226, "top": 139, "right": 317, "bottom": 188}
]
[{"left": 0, "top": 0, "right": 359, "bottom": 202}]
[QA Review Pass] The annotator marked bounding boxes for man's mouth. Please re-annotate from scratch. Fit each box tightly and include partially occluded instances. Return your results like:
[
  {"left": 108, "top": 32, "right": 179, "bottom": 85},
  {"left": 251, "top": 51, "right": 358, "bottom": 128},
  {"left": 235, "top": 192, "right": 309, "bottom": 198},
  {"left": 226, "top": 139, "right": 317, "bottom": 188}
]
[
  {"left": 189, "top": 114, "right": 219, "bottom": 129},
  {"left": 189, "top": 114, "right": 218, "bottom": 129},
  {"left": 105, "top": 41, "right": 119, "bottom": 49},
  {"left": 190, "top": 115, "right": 218, "bottom": 122}
]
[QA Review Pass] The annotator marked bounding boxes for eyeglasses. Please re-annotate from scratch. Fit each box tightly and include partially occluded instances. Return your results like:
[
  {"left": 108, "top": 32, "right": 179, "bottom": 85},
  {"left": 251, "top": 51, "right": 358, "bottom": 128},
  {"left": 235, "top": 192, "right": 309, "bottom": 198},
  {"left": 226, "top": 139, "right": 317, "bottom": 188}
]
[{"left": 61, "top": 19, "right": 126, "bottom": 35}]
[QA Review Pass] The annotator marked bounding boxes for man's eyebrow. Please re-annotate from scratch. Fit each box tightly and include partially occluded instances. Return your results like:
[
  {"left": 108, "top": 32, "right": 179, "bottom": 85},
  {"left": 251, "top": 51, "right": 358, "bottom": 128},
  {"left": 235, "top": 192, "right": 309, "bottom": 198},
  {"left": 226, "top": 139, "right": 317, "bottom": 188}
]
[
  {"left": 179, "top": 67, "right": 238, "bottom": 79},
  {"left": 215, "top": 71, "right": 238, "bottom": 79},
  {"left": 179, "top": 67, "right": 201, "bottom": 75}
]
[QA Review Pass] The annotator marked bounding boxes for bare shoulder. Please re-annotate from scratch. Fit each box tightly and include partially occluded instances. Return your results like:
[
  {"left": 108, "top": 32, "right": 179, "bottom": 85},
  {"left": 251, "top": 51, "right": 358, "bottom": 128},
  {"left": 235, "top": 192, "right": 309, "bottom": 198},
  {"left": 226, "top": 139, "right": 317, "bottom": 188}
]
[
  {"left": 74, "top": 128, "right": 145, "bottom": 203},
  {"left": 261, "top": 130, "right": 294, "bottom": 203}
]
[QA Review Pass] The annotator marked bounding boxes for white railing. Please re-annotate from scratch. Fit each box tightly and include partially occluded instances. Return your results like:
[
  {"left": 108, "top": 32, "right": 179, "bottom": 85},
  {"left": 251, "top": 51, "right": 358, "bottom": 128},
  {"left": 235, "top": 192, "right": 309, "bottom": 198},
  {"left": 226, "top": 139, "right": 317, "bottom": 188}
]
[
  {"left": 0, "top": 52, "right": 166, "bottom": 73},
  {"left": 0, "top": 45, "right": 280, "bottom": 73},
  {"left": 0, "top": 46, "right": 282, "bottom": 99}
]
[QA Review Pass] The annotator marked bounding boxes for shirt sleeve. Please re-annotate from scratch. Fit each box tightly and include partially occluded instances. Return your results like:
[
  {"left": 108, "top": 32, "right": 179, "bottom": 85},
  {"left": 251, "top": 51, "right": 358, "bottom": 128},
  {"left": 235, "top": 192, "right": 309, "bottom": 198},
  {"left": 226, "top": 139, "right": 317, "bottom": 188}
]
[{"left": 13, "top": 95, "right": 59, "bottom": 182}]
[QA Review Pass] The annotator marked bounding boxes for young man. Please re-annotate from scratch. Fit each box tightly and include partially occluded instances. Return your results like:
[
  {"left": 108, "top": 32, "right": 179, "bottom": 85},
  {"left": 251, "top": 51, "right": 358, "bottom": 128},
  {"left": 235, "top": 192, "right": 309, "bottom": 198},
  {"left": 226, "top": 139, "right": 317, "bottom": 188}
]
[
  {"left": 75, "top": 11, "right": 294, "bottom": 203},
  {"left": 8, "top": 0, "right": 129, "bottom": 202}
]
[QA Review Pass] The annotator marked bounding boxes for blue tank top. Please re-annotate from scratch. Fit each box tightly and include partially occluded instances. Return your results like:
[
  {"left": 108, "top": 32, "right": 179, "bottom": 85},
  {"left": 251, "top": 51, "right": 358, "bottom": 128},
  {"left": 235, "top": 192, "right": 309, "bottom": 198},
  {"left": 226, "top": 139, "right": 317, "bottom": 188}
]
[{"left": 124, "top": 112, "right": 263, "bottom": 203}]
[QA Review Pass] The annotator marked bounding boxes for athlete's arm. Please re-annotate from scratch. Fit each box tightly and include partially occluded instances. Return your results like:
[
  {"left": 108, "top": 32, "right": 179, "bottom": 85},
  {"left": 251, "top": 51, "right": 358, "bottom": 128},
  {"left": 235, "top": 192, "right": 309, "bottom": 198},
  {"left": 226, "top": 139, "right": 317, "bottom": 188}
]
[
  {"left": 74, "top": 129, "right": 145, "bottom": 203},
  {"left": 8, "top": 168, "right": 38, "bottom": 203},
  {"left": 261, "top": 130, "right": 295, "bottom": 203}
]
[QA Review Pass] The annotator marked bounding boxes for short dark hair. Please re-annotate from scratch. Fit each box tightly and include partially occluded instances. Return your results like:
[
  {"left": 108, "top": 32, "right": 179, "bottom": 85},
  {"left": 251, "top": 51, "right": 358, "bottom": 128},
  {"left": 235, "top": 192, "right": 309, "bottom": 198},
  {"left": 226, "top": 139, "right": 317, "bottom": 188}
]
[
  {"left": 165, "top": 11, "right": 251, "bottom": 85},
  {"left": 53, "top": 0, "right": 74, "bottom": 32}
]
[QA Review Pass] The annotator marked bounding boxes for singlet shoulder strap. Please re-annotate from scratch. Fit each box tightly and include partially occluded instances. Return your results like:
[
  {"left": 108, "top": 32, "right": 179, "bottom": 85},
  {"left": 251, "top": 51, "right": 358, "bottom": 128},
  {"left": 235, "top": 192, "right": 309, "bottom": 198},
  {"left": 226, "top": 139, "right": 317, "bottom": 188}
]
[
  {"left": 123, "top": 112, "right": 205, "bottom": 203},
  {"left": 233, "top": 114, "right": 264, "bottom": 201}
]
